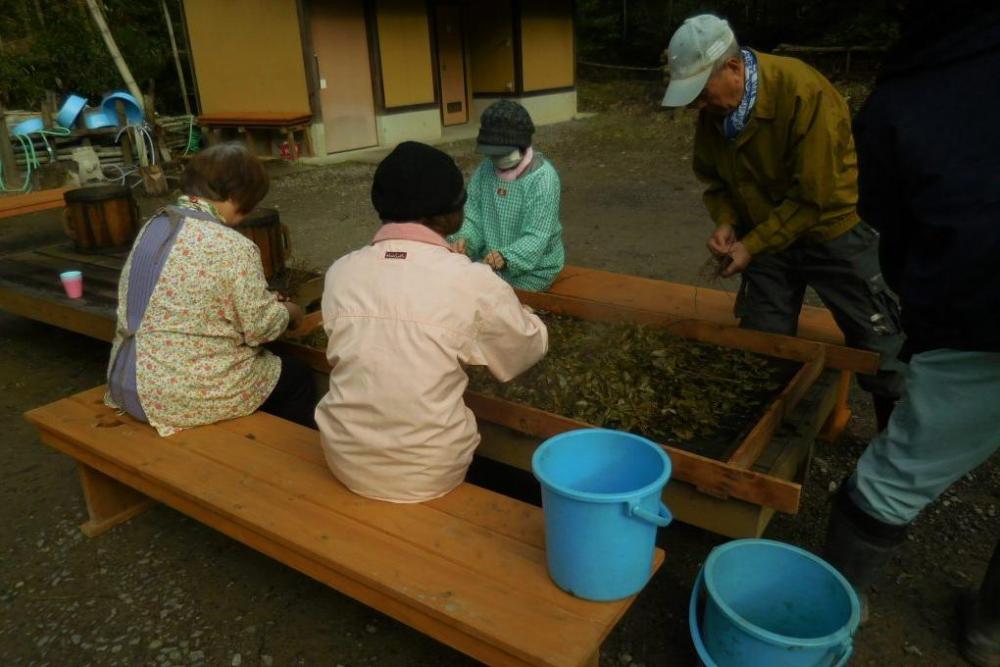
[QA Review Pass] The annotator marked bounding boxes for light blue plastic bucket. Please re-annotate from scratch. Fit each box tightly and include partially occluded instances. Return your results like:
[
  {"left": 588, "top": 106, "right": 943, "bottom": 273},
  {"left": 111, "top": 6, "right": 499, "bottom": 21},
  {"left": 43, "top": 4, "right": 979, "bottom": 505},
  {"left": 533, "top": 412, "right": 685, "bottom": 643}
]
[
  {"left": 83, "top": 110, "right": 115, "bottom": 130},
  {"left": 11, "top": 118, "right": 43, "bottom": 136},
  {"left": 532, "top": 428, "right": 672, "bottom": 601},
  {"left": 57, "top": 94, "right": 88, "bottom": 129},
  {"left": 100, "top": 91, "right": 144, "bottom": 126},
  {"left": 690, "top": 539, "right": 861, "bottom": 667}
]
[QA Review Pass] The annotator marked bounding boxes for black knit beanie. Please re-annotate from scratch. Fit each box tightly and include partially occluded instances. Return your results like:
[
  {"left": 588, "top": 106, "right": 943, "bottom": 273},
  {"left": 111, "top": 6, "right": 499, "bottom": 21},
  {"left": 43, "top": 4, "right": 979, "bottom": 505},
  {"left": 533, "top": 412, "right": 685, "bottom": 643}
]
[
  {"left": 371, "top": 141, "right": 466, "bottom": 222},
  {"left": 476, "top": 100, "right": 535, "bottom": 155}
]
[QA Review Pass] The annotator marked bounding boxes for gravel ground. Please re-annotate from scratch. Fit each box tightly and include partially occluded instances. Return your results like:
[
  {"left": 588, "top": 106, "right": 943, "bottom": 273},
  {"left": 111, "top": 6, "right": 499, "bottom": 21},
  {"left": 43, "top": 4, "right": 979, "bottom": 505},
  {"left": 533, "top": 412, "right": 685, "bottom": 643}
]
[{"left": 0, "top": 79, "right": 996, "bottom": 666}]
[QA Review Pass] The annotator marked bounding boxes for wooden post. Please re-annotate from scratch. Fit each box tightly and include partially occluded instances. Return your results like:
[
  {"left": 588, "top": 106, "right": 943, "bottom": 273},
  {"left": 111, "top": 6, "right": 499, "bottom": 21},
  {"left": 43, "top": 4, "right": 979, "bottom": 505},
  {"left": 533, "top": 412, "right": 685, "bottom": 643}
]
[
  {"left": 78, "top": 464, "right": 153, "bottom": 537},
  {"left": 0, "top": 101, "right": 23, "bottom": 186},
  {"left": 818, "top": 370, "right": 853, "bottom": 444},
  {"left": 161, "top": 0, "right": 192, "bottom": 116},
  {"left": 115, "top": 100, "right": 135, "bottom": 171},
  {"left": 41, "top": 92, "right": 56, "bottom": 129}
]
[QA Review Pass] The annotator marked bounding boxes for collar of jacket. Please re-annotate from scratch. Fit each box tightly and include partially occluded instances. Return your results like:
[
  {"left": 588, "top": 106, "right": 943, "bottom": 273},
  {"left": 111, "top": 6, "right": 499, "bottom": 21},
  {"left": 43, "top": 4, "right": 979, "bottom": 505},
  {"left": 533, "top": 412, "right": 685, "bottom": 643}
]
[{"left": 372, "top": 222, "right": 453, "bottom": 251}]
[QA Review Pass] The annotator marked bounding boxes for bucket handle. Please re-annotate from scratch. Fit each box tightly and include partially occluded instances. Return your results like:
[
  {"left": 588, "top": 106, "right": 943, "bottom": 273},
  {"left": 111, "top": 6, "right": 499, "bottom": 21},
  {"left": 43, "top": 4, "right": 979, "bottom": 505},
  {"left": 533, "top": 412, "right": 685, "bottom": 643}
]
[
  {"left": 688, "top": 561, "right": 855, "bottom": 667},
  {"left": 628, "top": 499, "right": 672, "bottom": 527}
]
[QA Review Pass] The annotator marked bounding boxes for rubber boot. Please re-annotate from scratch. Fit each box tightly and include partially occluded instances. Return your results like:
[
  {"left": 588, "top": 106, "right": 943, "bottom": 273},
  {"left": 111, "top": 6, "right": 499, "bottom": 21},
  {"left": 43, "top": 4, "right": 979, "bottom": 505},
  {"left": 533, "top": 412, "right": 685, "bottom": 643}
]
[
  {"left": 873, "top": 394, "right": 897, "bottom": 433},
  {"left": 822, "top": 483, "right": 908, "bottom": 624},
  {"left": 962, "top": 541, "right": 1000, "bottom": 667}
]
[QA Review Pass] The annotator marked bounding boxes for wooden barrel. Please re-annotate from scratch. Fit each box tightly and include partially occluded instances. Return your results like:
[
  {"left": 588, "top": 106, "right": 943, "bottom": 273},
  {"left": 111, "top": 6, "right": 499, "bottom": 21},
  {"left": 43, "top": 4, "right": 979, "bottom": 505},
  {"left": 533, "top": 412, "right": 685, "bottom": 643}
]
[
  {"left": 63, "top": 185, "right": 140, "bottom": 251},
  {"left": 236, "top": 208, "right": 290, "bottom": 279}
]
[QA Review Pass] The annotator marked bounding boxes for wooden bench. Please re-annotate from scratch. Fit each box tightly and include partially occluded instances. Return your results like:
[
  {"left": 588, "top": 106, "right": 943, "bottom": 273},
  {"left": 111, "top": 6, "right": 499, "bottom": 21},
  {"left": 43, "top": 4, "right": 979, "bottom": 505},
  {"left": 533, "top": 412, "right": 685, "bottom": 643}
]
[
  {"left": 198, "top": 112, "right": 314, "bottom": 160},
  {"left": 0, "top": 186, "right": 72, "bottom": 220},
  {"left": 25, "top": 386, "right": 664, "bottom": 666}
]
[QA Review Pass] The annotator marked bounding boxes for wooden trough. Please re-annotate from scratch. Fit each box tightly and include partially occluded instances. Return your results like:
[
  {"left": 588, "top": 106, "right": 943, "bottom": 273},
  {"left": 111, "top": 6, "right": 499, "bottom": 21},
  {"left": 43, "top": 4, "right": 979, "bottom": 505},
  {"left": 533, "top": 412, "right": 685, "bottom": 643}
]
[
  {"left": 0, "top": 253, "right": 874, "bottom": 537},
  {"left": 277, "top": 270, "right": 877, "bottom": 537}
]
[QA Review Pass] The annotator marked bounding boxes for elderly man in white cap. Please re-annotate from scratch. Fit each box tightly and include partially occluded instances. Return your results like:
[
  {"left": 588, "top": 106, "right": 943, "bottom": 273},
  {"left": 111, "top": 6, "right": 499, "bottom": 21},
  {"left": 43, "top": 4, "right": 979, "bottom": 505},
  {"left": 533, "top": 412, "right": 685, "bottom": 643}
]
[{"left": 662, "top": 14, "right": 905, "bottom": 431}]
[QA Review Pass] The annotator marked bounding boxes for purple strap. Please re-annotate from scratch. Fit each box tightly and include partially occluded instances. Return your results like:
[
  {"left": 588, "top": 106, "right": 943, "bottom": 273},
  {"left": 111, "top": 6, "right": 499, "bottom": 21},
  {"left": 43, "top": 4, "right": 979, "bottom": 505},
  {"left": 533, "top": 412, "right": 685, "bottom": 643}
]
[{"left": 108, "top": 206, "right": 220, "bottom": 422}]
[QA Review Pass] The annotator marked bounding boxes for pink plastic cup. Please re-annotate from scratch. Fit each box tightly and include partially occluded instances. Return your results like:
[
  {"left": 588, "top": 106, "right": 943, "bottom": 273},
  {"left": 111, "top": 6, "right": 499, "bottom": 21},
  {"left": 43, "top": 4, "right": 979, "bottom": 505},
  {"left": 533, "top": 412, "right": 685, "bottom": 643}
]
[{"left": 60, "top": 270, "right": 83, "bottom": 299}]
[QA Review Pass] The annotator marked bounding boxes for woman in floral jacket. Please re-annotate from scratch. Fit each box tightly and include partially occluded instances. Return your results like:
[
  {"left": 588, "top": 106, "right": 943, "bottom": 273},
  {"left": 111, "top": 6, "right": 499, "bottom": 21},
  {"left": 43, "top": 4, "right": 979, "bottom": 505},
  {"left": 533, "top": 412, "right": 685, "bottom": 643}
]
[{"left": 105, "top": 143, "right": 314, "bottom": 435}]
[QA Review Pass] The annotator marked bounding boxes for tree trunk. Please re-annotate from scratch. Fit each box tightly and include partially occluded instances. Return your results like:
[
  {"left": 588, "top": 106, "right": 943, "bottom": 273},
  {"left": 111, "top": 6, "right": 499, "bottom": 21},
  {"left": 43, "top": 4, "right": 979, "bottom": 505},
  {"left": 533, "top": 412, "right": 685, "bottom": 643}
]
[{"left": 83, "top": 0, "right": 145, "bottom": 110}]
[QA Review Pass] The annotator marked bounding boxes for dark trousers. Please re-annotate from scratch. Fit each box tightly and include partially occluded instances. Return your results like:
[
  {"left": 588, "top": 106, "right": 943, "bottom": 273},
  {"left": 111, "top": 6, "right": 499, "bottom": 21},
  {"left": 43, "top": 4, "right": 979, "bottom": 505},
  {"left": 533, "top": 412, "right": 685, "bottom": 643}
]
[
  {"left": 260, "top": 355, "right": 317, "bottom": 429},
  {"left": 736, "top": 223, "right": 906, "bottom": 398}
]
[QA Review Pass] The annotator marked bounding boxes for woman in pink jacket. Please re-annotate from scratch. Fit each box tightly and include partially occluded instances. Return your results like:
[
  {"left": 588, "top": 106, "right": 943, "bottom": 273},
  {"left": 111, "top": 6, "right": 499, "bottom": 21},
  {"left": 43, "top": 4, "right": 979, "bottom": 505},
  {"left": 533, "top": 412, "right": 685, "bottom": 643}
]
[{"left": 315, "top": 142, "right": 549, "bottom": 502}]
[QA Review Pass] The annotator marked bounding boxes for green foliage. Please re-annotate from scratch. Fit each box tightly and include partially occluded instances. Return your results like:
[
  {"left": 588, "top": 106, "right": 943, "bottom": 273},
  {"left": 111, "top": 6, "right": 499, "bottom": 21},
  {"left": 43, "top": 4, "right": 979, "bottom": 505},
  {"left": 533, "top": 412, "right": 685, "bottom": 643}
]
[
  {"left": 0, "top": 0, "right": 184, "bottom": 112},
  {"left": 576, "top": 0, "right": 901, "bottom": 67}
]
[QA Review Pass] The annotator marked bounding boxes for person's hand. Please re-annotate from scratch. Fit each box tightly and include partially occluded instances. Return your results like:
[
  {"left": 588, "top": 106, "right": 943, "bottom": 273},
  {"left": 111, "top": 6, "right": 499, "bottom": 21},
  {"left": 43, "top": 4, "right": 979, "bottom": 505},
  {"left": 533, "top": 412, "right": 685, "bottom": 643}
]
[
  {"left": 721, "top": 242, "right": 751, "bottom": 278},
  {"left": 283, "top": 302, "right": 305, "bottom": 331},
  {"left": 484, "top": 250, "right": 506, "bottom": 271},
  {"left": 451, "top": 238, "right": 468, "bottom": 255},
  {"left": 707, "top": 224, "right": 736, "bottom": 256}
]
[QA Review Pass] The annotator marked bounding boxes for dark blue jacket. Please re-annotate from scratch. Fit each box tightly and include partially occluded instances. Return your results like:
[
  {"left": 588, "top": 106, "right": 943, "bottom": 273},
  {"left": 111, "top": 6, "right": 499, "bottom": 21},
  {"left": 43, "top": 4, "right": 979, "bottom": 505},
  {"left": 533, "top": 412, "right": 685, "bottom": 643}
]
[{"left": 853, "top": 10, "right": 1000, "bottom": 356}]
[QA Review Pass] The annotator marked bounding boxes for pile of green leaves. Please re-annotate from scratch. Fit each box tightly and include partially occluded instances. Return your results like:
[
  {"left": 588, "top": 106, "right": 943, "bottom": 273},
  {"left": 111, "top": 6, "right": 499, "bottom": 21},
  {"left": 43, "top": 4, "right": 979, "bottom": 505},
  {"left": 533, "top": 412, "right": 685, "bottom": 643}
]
[
  {"left": 467, "top": 314, "right": 794, "bottom": 452},
  {"left": 299, "top": 313, "right": 796, "bottom": 454}
]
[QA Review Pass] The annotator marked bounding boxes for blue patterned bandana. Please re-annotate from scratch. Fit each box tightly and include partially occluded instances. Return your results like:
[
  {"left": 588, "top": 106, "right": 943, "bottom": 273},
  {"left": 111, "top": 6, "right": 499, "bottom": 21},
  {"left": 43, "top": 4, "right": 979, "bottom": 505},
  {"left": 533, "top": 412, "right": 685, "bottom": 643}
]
[{"left": 722, "top": 48, "right": 759, "bottom": 141}]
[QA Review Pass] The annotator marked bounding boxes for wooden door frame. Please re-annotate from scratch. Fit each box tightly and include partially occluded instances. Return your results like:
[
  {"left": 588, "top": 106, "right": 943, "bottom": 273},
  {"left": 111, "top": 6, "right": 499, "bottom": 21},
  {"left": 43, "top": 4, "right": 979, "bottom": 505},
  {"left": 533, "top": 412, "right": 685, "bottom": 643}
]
[{"left": 430, "top": 1, "right": 470, "bottom": 126}]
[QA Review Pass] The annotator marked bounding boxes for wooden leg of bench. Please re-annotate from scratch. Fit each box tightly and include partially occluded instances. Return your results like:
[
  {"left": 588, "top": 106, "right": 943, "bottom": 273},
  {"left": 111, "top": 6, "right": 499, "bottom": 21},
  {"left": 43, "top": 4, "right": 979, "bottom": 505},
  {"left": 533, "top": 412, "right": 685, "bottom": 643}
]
[
  {"left": 244, "top": 128, "right": 256, "bottom": 156},
  {"left": 78, "top": 464, "right": 153, "bottom": 537},
  {"left": 300, "top": 125, "right": 314, "bottom": 157},
  {"left": 818, "top": 370, "right": 853, "bottom": 444}
]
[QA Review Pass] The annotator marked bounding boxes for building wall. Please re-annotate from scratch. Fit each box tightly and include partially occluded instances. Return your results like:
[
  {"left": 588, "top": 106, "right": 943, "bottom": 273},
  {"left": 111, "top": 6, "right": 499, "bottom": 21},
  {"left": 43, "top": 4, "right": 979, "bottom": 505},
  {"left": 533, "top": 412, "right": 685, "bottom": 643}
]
[
  {"left": 520, "top": 0, "right": 575, "bottom": 92},
  {"left": 375, "top": 0, "right": 436, "bottom": 108},
  {"left": 183, "top": 0, "right": 310, "bottom": 114},
  {"left": 468, "top": 2, "right": 516, "bottom": 94},
  {"left": 471, "top": 91, "right": 577, "bottom": 129}
]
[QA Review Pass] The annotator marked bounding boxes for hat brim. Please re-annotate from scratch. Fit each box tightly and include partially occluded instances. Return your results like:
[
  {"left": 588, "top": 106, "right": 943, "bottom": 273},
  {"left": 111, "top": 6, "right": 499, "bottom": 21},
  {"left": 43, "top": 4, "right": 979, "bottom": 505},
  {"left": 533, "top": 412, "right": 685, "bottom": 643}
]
[
  {"left": 476, "top": 143, "right": 518, "bottom": 156},
  {"left": 661, "top": 68, "right": 713, "bottom": 107}
]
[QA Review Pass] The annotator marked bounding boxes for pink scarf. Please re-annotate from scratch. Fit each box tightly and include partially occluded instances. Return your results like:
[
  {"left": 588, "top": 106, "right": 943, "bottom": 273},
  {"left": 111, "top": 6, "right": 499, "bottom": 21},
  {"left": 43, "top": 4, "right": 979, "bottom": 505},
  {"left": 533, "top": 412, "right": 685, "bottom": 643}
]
[
  {"left": 372, "top": 223, "right": 453, "bottom": 251},
  {"left": 494, "top": 146, "right": 534, "bottom": 182}
]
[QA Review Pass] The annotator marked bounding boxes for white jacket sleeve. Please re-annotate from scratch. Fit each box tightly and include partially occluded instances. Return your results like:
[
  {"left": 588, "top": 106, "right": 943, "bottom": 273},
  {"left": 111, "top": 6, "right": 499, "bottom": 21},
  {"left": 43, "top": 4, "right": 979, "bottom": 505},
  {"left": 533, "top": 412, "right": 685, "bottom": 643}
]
[{"left": 471, "top": 278, "right": 548, "bottom": 382}]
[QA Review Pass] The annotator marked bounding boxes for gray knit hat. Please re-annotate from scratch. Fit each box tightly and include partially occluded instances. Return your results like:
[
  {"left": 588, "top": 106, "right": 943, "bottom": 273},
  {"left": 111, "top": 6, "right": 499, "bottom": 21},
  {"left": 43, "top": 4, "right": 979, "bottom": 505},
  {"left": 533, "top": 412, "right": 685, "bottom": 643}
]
[{"left": 476, "top": 100, "right": 535, "bottom": 155}]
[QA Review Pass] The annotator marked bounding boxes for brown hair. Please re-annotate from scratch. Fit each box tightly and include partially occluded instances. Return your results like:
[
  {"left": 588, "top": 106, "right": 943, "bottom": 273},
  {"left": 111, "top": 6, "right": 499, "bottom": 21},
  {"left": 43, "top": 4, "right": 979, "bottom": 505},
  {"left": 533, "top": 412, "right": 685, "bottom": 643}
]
[{"left": 181, "top": 143, "right": 269, "bottom": 214}]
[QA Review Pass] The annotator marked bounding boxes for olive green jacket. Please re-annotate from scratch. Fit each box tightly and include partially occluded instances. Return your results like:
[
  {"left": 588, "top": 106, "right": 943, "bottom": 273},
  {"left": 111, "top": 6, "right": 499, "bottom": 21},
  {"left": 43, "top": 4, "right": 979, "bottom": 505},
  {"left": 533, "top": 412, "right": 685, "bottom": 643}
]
[{"left": 693, "top": 50, "right": 860, "bottom": 256}]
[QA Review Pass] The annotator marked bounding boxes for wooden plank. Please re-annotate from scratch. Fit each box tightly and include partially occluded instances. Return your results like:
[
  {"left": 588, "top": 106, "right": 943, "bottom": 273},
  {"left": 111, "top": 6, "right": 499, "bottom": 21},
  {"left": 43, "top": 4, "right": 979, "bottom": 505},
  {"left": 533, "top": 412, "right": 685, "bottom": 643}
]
[
  {"left": 78, "top": 463, "right": 154, "bottom": 537},
  {"left": 518, "top": 287, "right": 877, "bottom": 374},
  {"left": 818, "top": 370, "right": 854, "bottom": 444},
  {"left": 0, "top": 257, "right": 120, "bottom": 303},
  {"left": 27, "top": 390, "right": 658, "bottom": 667},
  {"left": 0, "top": 187, "right": 72, "bottom": 220},
  {"left": 1, "top": 252, "right": 124, "bottom": 294},
  {"left": 726, "top": 350, "right": 825, "bottom": 469},
  {"left": 0, "top": 283, "right": 115, "bottom": 341},
  {"left": 464, "top": 392, "right": 801, "bottom": 514},
  {"left": 198, "top": 112, "right": 312, "bottom": 126},
  {"left": 216, "top": 414, "right": 547, "bottom": 548},
  {"left": 34, "top": 244, "right": 130, "bottom": 272},
  {"left": 536, "top": 266, "right": 880, "bottom": 374},
  {"left": 547, "top": 265, "right": 844, "bottom": 343}
]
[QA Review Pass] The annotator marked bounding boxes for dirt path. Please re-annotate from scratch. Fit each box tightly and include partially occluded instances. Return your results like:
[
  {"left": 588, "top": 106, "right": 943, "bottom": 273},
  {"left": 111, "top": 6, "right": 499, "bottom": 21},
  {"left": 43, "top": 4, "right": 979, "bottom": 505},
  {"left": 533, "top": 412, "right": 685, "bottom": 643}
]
[{"left": 1, "top": 82, "right": 995, "bottom": 666}]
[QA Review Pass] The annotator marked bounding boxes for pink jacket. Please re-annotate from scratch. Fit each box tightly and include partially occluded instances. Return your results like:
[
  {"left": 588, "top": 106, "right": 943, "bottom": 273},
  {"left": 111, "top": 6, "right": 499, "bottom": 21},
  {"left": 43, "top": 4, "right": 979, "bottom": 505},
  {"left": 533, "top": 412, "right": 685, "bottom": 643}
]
[{"left": 315, "top": 224, "right": 548, "bottom": 502}]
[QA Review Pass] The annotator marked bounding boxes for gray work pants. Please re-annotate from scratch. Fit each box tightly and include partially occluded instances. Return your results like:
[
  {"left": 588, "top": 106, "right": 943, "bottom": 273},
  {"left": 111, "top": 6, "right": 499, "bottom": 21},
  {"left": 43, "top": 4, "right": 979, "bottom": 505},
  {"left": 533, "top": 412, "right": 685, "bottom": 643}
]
[{"left": 735, "top": 223, "right": 906, "bottom": 398}]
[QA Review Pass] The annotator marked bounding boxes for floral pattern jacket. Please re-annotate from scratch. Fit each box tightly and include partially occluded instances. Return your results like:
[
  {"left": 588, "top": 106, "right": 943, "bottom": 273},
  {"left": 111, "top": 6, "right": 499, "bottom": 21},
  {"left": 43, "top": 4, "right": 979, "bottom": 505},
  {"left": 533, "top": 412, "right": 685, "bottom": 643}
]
[{"left": 105, "top": 198, "right": 289, "bottom": 436}]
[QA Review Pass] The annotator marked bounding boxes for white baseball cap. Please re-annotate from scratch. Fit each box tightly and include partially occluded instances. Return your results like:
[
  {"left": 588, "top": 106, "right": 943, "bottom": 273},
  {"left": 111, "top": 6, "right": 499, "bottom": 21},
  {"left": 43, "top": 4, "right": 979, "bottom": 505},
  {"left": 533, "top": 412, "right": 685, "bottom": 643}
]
[{"left": 661, "top": 15, "right": 736, "bottom": 107}]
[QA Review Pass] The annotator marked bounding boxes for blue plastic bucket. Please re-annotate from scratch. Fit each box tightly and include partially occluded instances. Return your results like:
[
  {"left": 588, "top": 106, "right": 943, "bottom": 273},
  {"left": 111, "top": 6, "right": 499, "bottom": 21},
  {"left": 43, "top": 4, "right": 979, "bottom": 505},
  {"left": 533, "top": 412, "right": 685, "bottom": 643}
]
[
  {"left": 57, "top": 94, "right": 88, "bottom": 129},
  {"left": 690, "top": 539, "right": 861, "bottom": 667},
  {"left": 11, "top": 118, "right": 43, "bottom": 136},
  {"left": 532, "top": 428, "right": 672, "bottom": 601},
  {"left": 100, "top": 91, "right": 144, "bottom": 126},
  {"left": 83, "top": 110, "right": 115, "bottom": 130}
]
